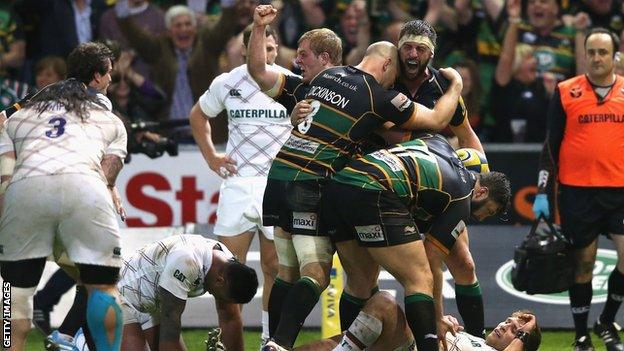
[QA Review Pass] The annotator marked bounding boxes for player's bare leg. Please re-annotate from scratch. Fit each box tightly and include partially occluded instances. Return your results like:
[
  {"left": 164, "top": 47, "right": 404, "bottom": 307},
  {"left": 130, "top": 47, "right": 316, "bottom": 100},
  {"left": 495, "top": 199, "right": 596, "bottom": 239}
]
[
  {"left": 335, "top": 240, "right": 380, "bottom": 329},
  {"left": 444, "top": 228, "right": 484, "bottom": 337},
  {"left": 366, "top": 241, "right": 437, "bottom": 351},
  {"left": 259, "top": 230, "right": 279, "bottom": 341}
]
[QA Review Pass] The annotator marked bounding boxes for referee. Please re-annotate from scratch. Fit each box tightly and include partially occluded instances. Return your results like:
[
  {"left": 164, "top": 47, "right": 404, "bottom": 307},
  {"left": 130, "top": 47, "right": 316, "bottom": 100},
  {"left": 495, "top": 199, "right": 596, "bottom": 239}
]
[{"left": 535, "top": 27, "right": 624, "bottom": 351}]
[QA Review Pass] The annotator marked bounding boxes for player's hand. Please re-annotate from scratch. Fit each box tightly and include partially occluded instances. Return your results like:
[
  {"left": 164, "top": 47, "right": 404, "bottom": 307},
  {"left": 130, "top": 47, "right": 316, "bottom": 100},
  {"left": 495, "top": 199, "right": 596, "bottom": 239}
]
[
  {"left": 532, "top": 193, "right": 550, "bottom": 219},
  {"left": 438, "top": 315, "right": 464, "bottom": 351},
  {"left": 506, "top": 0, "right": 521, "bottom": 20},
  {"left": 518, "top": 313, "right": 537, "bottom": 333},
  {"left": 109, "top": 186, "right": 127, "bottom": 222},
  {"left": 253, "top": 5, "right": 277, "bottom": 26},
  {"left": 208, "top": 153, "right": 238, "bottom": 178},
  {"left": 291, "top": 100, "right": 312, "bottom": 126},
  {"left": 439, "top": 67, "right": 463, "bottom": 91}
]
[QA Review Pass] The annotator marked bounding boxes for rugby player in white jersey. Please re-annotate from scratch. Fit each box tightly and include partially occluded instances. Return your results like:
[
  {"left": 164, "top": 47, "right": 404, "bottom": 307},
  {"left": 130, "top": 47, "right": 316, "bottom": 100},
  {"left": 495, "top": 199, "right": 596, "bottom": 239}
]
[
  {"left": 118, "top": 234, "right": 258, "bottom": 351},
  {"left": 264, "top": 292, "right": 541, "bottom": 351},
  {"left": 190, "top": 24, "right": 293, "bottom": 344},
  {"left": 0, "top": 46, "right": 126, "bottom": 351}
]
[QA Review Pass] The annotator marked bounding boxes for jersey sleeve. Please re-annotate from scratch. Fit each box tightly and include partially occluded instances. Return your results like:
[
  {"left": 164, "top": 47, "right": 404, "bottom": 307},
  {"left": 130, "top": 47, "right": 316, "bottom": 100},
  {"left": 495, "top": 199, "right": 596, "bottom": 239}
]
[
  {"left": 425, "top": 199, "right": 470, "bottom": 255},
  {"left": 105, "top": 115, "right": 128, "bottom": 159},
  {"left": 159, "top": 249, "right": 201, "bottom": 300},
  {"left": 373, "top": 85, "right": 416, "bottom": 126},
  {"left": 449, "top": 96, "right": 468, "bottom": 127},
  {"left": 199, "top": 73, "right": 227, "bottom": 118},
  {"left": 274, "top": 74, "right": 304, "bottom": 113},
  {"left": 546, "top": 87, "right": 566, "bottom": 168}
]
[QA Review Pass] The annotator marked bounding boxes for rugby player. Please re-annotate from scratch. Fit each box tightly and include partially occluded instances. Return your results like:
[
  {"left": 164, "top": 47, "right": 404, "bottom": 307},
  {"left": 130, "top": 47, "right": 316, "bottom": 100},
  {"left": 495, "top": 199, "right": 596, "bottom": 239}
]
[
  {"left": 0, "top": 77, "right": 126, "bottom": 351},
  {"left": 264, "top": 291, "right": 541, "bottom": 351},
  {"left": 190, "top": 24, "right": 292, "bottom": 344},
  {"left": 118, "top": 234, "right": 258, "bottom": 351},
  {"left": 320, "top": 134, "right": 510, "bottom": 350}
]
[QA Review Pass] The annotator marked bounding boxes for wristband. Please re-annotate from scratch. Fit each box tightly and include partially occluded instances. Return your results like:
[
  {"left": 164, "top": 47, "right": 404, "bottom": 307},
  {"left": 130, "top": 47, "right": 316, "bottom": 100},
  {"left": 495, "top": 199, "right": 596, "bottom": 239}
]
[{"left": 515, "top": 330, "right": 529, "bottom": 343}]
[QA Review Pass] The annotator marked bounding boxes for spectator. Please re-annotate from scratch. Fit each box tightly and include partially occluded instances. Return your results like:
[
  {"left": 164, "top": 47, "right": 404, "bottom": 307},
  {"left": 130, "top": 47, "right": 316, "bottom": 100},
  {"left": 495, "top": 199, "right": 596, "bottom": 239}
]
[
  {"left": 15, "top": 0, "right": 108, "bottom": 62},
  {"left": 516, "top": 0, "right": 578, "bottom": 81},
  {"left": 334, "top": 1, "right": 370, "bottom": 65},
  {"left": 34, "top": 56, "right": 67, "bottom": 91},
  {"left": 454, "top": 59, "right": 483, "bottom": 134},
  {"left": 98, "top": 0, "right": 166, "bottom": 79},
  {"left": 491, "top": 43, "right": 551, "bottom": 142},
  {"left": 569, "top": 0, "right": 624, "bottom": 35},
  {"left": 0, "top": 2, "right": 25, "bottom": 80},
  {"left": 116, "top": 1, "right": 243, "bottom": 143},
  {"left": 271, "top": 0, "right": 326, "bottom": 50}
]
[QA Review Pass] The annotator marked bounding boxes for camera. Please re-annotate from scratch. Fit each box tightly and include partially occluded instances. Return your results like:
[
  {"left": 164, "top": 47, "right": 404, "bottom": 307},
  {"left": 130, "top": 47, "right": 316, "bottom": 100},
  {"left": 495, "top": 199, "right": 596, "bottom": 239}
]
[{"left": 128, "top": 120, "right": 183, "bottom": 160}]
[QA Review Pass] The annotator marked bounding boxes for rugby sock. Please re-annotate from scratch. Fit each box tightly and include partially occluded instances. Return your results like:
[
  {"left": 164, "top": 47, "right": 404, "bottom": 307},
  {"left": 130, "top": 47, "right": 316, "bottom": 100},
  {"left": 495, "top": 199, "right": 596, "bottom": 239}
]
[
  {"left": 261, "top": 310, "right": 269, "bottom": 341},
  {"left": 340, "top": 291, "right": 368, "bottom": 331},
  {"left": 86, "top": 289, "right": 122, "bottom": 351},
  {"left": 59, "top": 285, "right": 87, "bottom": 336},
  {"left": 34, "top": 269, "right": 75, "bottom": 311},
  {"left": 273, "top": 276, "right": 321, "bottom": 348},
  {"left": 268, "top": 278, "right": 293, "bottom": 337},
  {"left": 600, "top": 268, "right": 624, "bottom": 323},
  {"left": 570, "top": 282, "right": 593, "bottom": 338},
  {"left": 404, "top": 293, "right": 438, "bottom": 351},
  {"left": 332, "top": 312, "right": 383, "bottom": 351},
  {"left": 455, "top": 281, "right": 485, "bottom": 338}
]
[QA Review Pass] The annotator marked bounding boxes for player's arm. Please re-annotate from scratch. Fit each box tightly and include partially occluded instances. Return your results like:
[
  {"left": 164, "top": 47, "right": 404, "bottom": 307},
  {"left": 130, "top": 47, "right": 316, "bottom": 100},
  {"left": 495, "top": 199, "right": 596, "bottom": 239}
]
[
  {"left": 0, "top": 151, "right": 16, "bottom": 215},
  {"left": 158, "top": 286, "right": 188, "bottom": 351},
  {"left": 215, "top": 298, "right": 244, "bottom": 351},
  {"left": 502, "top": 313, "right": 538, "bottom": 351},
  {"left": 101, "top": 155, "right": 123, "bottom": 188},
  {"left": 448, "top": 115, "right": 484, "bottom": 153},
  {"left": 399, "top": 68, "right": 463, "bottom": 131},
  {"left": 247, "top": 5, "right": 282, "bottom": 94}
]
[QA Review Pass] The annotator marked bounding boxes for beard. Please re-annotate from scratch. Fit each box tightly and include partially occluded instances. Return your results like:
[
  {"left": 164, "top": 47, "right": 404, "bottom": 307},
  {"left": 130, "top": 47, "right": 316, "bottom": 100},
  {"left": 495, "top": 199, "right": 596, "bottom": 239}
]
[{"left": 400, "top": 57, "right": 430, "bottom": 81}]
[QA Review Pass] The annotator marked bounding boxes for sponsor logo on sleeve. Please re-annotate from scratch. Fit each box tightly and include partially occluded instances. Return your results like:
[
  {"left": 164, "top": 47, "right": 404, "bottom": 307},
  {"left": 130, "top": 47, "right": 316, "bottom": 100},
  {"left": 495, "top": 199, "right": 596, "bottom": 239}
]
[
  {"left": 173, "top": 269, "right": 187, "bottom": 283},
  {"left": 450, "top": 220, "right": 466, "bottom": 239},
  {"left": 293, "top": 212, "right": 318, "bottom": 231},
  {"left": 355, "top": 225, "right": 385, "bottom": 242},
  {"left": 390, "top": 93, "right": 412, "bottom": 112}
]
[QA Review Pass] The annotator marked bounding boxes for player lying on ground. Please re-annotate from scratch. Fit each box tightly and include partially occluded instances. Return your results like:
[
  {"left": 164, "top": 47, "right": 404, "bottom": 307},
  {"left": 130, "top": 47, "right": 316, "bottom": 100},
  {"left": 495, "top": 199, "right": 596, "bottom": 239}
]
[{"left": 264, "top": 291, "right": 541, "bottom": 351}]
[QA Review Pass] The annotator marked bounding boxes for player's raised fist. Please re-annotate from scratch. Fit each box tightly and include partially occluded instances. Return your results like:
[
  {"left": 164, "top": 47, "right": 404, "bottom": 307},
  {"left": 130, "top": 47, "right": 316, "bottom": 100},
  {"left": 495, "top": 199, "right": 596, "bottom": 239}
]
[{"left": 254, "top": 5, "right": 278, "bottom": 26}]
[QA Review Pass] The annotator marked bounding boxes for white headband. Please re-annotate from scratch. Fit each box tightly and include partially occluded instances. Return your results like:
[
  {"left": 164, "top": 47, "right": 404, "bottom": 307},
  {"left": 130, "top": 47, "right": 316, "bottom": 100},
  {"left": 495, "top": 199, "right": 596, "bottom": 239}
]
[{"left": 398, "top": 34, "right": 435, "bottom": 55}]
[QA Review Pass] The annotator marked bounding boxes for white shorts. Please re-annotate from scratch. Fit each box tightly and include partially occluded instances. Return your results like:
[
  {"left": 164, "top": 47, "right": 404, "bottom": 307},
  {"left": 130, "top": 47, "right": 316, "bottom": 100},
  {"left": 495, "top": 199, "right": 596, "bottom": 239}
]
[
  {"left": 0, "top": 174, "right": 122, "bottom": 267},
  {"left": 120, "top": 298, "right": 159, "bottom": 330},
  {"left": 214, "top": 177, "right": 273, "bottom": 239}
]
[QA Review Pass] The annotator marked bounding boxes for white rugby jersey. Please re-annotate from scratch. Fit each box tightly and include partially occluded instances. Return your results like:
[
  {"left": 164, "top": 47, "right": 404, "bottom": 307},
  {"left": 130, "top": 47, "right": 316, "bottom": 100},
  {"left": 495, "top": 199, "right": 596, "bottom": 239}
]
[
  {"left": 118, "top": 234, "right": 233, "bottom": 315},
  {"left": 0, "top": 104, "right": 127, "bottom": 184},
  {"left": 445, "top": 332, "right": 496, "bottom": 351},
  {"left": 199, "top": 64, "right": 294, "bottom": 177}
]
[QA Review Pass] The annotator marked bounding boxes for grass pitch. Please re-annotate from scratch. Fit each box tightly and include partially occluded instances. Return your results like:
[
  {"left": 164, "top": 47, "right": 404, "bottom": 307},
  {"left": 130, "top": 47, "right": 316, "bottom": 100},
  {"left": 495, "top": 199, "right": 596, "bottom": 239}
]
[{"left": 22, "top": 328, "right": 615, "bottom": 350}]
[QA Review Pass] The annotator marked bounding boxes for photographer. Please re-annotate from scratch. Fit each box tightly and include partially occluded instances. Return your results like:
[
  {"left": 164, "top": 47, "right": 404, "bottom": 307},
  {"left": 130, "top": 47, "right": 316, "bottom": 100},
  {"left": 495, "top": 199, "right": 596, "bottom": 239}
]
[{"left": 107, "top": 49, "right": 176, "bottom": 160}]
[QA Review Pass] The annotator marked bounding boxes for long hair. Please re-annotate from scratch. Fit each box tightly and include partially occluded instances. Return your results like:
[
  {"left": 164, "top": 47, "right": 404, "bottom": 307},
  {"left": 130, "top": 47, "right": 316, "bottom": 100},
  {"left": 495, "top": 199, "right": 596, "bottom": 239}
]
[{"left": 25, "top": 79, "right": 107, "bottom": 121}]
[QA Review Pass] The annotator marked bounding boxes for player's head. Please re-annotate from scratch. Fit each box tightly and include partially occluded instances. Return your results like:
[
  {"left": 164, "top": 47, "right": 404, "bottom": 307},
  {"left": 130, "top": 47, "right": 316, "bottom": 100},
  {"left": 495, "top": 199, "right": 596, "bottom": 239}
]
[
  {"left": 471, "top": 171, "right": 511, "bottom": 221},
  {"left": 486, "top": 310, "right": 541, "bottom": 351},
  {"left": 165, "top": 5, "right": 197, "bottom": 51},
  {"left": 584, "top": 27, "right": 619, "bottom": 80},
  {"left": 398, "top": 20, "right": 436, "bottom": 81},
  {"left": 210, "top": 259, "right": 258, "bottom": 303},
  {"left": 26, "top": 79, "right": 108, "bottom": 120},
  {"left": 243, "top": 25, "right": 279, "bottom": 65},
  {"left": 35, "top": 56, "right": 67, "bottom": 91},
  {"left": 363, "top": 41, "right": 400, "bottom": 88},
  {"left": 296, "top": 28, "right": 342, "bottom": 83},
  {"left": 67, "top": 42, "right": 115, "bottom": 93}
]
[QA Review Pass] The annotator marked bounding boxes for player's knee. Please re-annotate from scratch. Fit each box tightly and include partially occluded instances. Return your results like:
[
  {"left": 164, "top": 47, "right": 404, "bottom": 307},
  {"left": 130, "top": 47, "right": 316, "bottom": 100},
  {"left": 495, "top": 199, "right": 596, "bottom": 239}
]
[
  {"left": 301, "top": 265, "right": 330, "bottom": 291},
  {"left": 345, "top": 271, "right": 378, "bottom": 297},
  {"left": 87, "top": 289, "right": 123, "bottom": 351},
  {"left": 274, "top": 235, "right": 299, "bottom": 268},
  {"left": 574, "top": 259, "right": 595, "bottom": 281},
  {"left": 366, "top": 291, "right": 397, "bottom": 315},
  {"left": 451, "top": 257, "right": 476, "bottom": 283}
]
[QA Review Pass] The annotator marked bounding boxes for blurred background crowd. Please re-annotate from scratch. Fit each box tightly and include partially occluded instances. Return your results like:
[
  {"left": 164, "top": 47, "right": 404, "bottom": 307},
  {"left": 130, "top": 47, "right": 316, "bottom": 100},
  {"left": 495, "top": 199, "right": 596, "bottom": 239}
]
[{"left": 0, "top": 0, "right": 622, "bottom": 148}]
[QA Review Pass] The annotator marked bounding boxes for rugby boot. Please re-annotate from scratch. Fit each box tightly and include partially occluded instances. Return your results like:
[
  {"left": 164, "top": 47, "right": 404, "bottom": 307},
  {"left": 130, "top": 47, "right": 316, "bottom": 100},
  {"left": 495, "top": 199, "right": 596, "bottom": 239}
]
[
  {"left": 594, "top": 319, "right": 624, "bottom": 351},
  {"left": 573, "top": 335, "right": 595, "bottom": 351},
  {"left": 44, "top": 330, "right": 78, "bottom": 351}
]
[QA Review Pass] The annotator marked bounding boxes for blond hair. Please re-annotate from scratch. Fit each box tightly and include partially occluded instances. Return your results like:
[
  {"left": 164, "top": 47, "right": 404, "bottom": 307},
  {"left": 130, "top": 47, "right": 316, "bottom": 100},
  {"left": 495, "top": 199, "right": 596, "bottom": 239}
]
[
  {"left": 298, "top": 28, "right": 343, "bottom": 65},
  {"left": 513, "top": 44, "right": 535, "bottom": 74}
]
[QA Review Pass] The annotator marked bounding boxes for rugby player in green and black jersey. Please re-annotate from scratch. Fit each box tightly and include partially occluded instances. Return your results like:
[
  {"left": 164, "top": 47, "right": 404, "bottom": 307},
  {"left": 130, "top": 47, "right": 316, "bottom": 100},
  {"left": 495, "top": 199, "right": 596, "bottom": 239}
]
[
  {"left": 322, "top": 134, "right": 511, "bottom": 350},
  {"left": 260, "top": 39, "right": 463, "bottom": 350}
]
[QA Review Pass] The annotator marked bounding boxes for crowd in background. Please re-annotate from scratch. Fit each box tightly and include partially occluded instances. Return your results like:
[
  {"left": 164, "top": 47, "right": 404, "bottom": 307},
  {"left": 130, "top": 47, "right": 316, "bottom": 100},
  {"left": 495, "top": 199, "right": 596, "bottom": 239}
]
[{"left": 0, "top": 0, "right": 622, "bottom": 144}]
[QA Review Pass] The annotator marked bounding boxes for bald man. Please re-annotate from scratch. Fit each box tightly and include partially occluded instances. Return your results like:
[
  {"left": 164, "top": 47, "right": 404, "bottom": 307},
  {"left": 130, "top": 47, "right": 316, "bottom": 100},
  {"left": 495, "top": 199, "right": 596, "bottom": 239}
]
[{"left": 262, "top": 41, "right": 463, "bottom": 351}]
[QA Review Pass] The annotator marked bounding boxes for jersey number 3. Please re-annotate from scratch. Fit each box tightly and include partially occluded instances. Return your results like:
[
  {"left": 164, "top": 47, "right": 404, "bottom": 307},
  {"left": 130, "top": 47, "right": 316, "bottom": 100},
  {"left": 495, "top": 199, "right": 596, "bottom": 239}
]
[{"left": 45, "top": 117, "right": 67, "bottom": 138}]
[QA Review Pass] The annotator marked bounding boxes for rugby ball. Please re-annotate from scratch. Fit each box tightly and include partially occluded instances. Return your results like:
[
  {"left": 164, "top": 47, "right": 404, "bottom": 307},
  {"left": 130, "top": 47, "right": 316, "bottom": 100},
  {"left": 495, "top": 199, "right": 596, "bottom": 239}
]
[{"left": 456, "top": 148, "right": 489, "bottom": 173}]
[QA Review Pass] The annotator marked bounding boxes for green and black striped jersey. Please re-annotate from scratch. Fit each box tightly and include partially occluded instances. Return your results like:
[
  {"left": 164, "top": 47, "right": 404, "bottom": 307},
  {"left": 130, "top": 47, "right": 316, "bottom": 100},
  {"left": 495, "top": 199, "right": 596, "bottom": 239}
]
[
  {"left": 268, "top": 66, "right": 417, "bottom": 181},
  {"left": 332, "top": 134, "right": 476, "bottom": 219}
]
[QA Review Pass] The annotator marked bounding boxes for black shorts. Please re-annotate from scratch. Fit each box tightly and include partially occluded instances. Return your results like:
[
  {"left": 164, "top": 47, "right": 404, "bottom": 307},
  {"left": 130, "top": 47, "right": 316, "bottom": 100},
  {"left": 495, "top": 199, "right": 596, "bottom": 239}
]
[
  {"left": 262, "top": 178, "right": 326, "bottom": 236},
  {"left": 322, "top": 181, "right": 422, "bottom": 247},
  {"left": 559, "top": 184, "right": 624, "bottom": 248}
]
